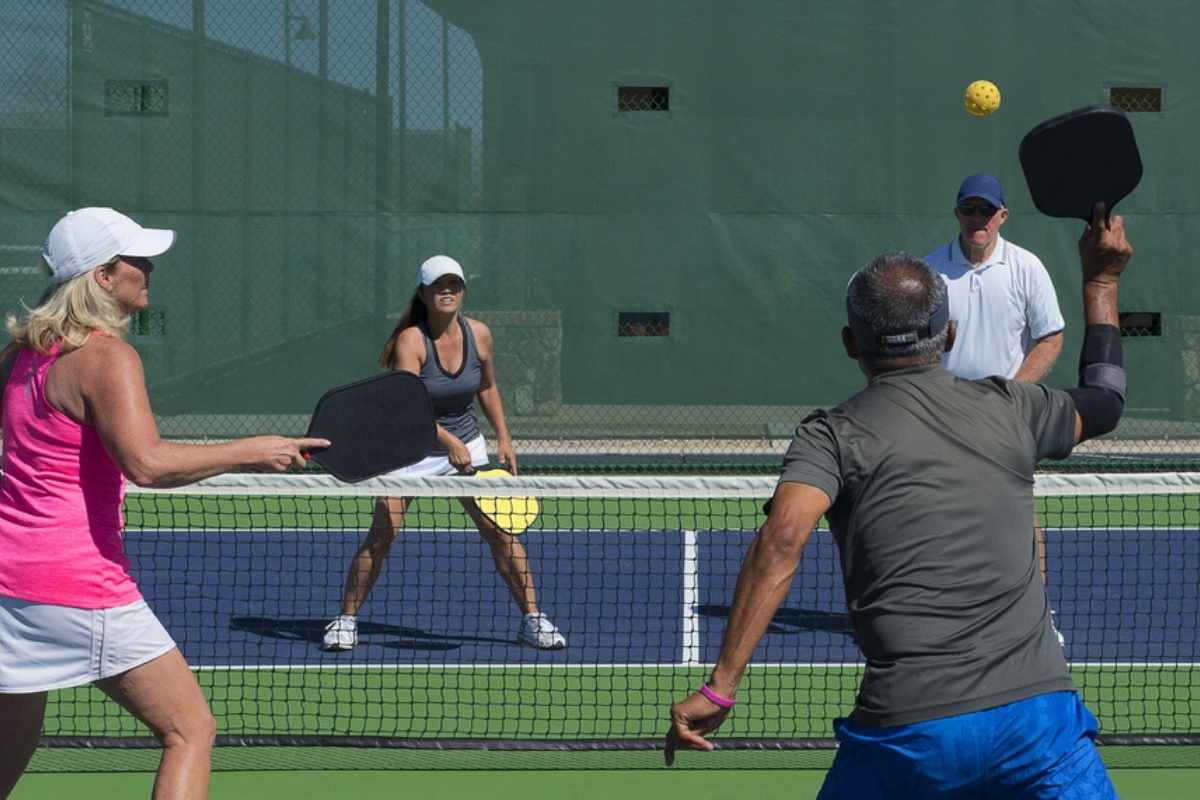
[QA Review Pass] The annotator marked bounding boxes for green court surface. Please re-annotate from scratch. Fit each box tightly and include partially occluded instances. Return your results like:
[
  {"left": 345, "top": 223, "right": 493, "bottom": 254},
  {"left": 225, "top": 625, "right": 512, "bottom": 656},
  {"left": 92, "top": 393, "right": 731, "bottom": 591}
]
[
  {"left": 122, "top": 493, "right": 774, "bottom": 532},
  {"left": 34, "top": 665, "right": 1200, "bottom": 745},
  {"left": 10, "top": 767, "right": 1200, "bottom": 800},
  {"left": 122, "top": 491, "right": 1200, "bottom": 533}
]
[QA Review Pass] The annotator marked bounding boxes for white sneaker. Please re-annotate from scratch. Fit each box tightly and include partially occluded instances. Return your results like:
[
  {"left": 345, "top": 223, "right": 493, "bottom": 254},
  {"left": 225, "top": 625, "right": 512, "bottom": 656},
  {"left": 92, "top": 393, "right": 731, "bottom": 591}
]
[
  {"left": 1050, "top": 609, "right": 1066, "bottom": 648},
  {"left": 517, "top": 613, "right": 567, "bottom": 650},
  {"left": 322, "top": 615, "right": 358, "bottom": 651}
]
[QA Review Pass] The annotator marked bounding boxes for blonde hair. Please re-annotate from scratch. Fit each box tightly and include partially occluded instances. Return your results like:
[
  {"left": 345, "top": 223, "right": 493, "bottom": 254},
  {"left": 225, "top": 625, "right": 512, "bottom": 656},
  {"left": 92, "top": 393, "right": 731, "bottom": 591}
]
[{"left": 5, "top": 258, "right": 130, "bottom": 354}]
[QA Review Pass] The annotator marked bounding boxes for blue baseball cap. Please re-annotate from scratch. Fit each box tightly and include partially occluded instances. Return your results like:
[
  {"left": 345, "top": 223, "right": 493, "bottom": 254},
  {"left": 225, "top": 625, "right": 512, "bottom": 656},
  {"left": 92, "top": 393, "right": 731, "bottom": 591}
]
[{"left": 956, "top": 173, "right": 1005, "bottom": 208}]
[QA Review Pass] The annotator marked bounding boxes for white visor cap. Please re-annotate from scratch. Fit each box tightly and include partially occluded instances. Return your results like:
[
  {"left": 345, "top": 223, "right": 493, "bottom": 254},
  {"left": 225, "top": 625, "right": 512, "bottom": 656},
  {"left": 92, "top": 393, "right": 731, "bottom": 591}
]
[
  {"left": 43, "top": 207, "right": 176, "bottom": 284},
  {"left": 417, "top": 255, "right": 465, "bottom": 286}
]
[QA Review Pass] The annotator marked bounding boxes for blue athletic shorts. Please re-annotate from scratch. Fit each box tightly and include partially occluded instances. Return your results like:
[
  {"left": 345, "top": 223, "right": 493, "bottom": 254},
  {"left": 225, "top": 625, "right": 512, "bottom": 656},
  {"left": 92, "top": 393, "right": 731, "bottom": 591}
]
[{"left": 817, "top": 691, "right": 1117, "bottom": 799}]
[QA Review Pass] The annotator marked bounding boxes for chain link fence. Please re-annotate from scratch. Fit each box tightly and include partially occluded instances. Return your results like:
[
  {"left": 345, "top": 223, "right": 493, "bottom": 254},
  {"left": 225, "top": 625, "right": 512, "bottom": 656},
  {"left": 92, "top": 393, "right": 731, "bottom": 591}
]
[{"left": 1, "top": 1, "right": 1198, "bottom": 472}]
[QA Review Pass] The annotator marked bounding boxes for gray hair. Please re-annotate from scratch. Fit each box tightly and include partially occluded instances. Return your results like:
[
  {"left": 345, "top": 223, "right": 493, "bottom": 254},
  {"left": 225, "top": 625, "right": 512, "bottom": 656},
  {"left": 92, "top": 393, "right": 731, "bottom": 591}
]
[{"left": 846, "top": 251, "right": 948, "bottom": 368}]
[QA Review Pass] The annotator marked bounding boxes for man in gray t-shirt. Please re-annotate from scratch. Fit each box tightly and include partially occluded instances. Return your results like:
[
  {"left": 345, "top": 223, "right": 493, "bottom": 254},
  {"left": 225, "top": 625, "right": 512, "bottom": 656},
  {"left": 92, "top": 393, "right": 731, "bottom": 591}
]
[
  {"left": 780, "top": 366, "right": 1076, "bottom": 726},
  {"left": 665, "top": 209, "right": 1133, "bottom": 799}
]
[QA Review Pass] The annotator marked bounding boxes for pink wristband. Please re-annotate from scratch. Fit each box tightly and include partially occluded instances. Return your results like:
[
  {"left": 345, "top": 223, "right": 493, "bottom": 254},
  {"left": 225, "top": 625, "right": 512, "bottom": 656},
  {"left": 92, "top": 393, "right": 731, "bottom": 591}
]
[{"left": 699, "top": 684, "right": 736, "bottom": 709}]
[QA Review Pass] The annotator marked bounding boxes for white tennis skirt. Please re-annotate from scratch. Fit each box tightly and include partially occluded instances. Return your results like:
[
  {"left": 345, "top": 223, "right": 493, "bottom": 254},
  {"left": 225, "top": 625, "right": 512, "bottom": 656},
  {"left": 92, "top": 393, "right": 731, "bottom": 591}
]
[
  {"left": 381, "top": 434, "right": 489, "bottom": 478},
  {"left": 0, "top": 595, "right": 176, "bottom": 693}
]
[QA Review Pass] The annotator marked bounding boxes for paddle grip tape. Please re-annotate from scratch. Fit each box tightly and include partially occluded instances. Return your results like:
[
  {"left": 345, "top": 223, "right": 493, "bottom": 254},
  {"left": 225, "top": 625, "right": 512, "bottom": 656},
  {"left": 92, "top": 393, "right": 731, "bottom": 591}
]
[{"left": 1065, "top": 324, "right": 1125, "bottom": 440}]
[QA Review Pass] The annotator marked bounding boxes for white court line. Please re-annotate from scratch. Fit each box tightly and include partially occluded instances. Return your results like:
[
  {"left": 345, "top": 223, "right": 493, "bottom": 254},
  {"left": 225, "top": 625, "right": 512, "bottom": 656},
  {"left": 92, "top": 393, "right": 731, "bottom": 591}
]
[
  {"left": 681, "top": 530, "right": 701, "bottom": 665},
  {"left": 189, "top": 661, "right": 1200, "bottom": 672}
]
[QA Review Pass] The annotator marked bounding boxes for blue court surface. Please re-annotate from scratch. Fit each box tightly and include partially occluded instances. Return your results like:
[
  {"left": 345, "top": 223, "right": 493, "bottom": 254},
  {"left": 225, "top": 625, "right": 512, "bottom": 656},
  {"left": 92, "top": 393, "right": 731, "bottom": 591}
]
[{"left": 125, "top": 528, "right": 1200, "bottom": 668}]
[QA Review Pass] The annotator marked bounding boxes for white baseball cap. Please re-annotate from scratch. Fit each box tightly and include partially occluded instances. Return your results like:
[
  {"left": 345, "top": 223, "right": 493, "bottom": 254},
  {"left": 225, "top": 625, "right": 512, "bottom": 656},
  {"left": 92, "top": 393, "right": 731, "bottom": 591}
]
[
  {"left": 416, "top": 254, "right": 465, "bottom": 286},
  {"left": 43, "top": 207, "right": 176, "bottom": 284}
]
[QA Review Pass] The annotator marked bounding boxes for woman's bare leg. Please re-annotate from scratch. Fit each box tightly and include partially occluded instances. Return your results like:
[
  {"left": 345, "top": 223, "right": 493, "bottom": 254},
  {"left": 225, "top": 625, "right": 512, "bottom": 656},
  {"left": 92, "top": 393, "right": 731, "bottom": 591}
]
[
  {"left": 339, "top": 497, "right": 409, "bottom": 616},
  {"left": 0, "top": 691, "right": 46, "bottom": 799},
  {"left": 460, "top": 498, "right": 539, "bottom": 614},
  {"left": 95, "top": 649, "right": 215, "bottom": 800}
]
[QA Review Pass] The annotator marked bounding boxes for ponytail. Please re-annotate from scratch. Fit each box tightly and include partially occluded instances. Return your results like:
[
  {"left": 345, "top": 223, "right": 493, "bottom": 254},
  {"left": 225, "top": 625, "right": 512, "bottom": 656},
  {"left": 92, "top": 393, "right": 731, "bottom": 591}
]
[{"left": 378, "top": 290, "right": 428, "bottom": 368}]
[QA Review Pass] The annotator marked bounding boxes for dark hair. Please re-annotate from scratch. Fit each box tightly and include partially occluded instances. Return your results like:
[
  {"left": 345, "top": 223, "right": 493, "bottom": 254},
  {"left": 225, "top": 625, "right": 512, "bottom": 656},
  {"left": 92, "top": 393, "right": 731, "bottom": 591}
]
[
  {"left": 378, "top": 290, "right": 429, "bottom": 368},
  {"left": 846, "top": 251, "right": 949, "bottom": 370}
]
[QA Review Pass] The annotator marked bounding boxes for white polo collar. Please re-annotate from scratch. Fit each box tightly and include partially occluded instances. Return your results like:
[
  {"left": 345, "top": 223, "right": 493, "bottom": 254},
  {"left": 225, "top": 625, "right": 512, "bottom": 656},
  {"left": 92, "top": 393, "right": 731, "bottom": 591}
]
[{"left": 951, "top": 233, "right": 1009, "bottom": 272}]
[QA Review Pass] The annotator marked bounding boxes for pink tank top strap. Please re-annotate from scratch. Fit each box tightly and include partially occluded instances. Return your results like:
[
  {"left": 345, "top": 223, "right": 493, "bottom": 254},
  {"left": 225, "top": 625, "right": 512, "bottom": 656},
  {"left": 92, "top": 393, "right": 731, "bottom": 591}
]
[{"left": 19, "top": 339, "right": 68, "bottom": 421}]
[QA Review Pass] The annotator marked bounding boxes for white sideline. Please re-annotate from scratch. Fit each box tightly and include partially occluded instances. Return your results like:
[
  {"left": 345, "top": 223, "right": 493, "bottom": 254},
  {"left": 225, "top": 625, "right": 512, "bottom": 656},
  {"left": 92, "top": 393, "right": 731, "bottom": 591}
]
[{"left": 681, "top": 530, "right": 701, "bottom": 666}]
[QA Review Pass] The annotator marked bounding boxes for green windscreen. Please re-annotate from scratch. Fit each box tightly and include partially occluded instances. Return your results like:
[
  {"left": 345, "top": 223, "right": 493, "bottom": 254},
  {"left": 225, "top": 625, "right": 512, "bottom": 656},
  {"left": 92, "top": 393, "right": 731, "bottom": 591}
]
[{"left": 1, "top": 1, "right": 1197, "bottom": 471}]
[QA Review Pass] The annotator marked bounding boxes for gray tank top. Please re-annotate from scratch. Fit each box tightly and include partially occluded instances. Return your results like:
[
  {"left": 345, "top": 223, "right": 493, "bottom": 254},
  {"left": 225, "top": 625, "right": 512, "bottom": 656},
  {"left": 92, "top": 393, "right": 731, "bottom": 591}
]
[{"left": 418, "top": 316, "right": 481, "bottom": 453}]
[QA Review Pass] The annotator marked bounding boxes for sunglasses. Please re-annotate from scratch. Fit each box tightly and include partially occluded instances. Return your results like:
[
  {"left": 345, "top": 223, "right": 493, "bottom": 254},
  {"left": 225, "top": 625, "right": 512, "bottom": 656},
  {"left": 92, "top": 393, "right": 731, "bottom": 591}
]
[{"left": 957, "top": 203, "right": 999, "bottom": 218}]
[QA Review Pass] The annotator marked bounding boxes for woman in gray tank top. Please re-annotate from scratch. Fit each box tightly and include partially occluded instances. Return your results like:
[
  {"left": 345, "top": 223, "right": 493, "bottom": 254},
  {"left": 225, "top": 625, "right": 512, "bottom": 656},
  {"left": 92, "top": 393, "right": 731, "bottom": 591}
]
[{"left": 323, "top": 255, "right": 566, "bottom": 652}]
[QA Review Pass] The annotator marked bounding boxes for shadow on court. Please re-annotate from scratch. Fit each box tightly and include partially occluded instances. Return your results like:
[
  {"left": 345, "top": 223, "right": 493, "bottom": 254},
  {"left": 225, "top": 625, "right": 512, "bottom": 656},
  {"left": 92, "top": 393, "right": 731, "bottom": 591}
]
[
  {"left": 230, "top": 616, "right": 513, "bottom": 651},
  {"left": 697, "top": 605, "right": 853, "bottom": 635}
]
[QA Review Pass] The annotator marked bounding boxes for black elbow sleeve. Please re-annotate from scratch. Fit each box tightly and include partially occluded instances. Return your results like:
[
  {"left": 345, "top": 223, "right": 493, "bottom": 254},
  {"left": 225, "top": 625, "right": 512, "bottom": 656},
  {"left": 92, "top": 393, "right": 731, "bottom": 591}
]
[
  {"left": 1066, "top": 387, "right": 1123, "bottom": 440},
  {"left": 1078, "top": 324, "right": 1125, "bottom": 400},
  {"left": 1067, "top": 324, "right": 1126, "bottom": 440}
]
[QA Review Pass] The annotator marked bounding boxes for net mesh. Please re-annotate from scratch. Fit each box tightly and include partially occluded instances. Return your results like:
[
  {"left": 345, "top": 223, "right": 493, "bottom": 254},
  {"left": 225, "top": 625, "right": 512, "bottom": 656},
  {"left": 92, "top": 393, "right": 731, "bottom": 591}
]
[{"left": 32, "top": 472, "right": 1200, "bottom": 769}]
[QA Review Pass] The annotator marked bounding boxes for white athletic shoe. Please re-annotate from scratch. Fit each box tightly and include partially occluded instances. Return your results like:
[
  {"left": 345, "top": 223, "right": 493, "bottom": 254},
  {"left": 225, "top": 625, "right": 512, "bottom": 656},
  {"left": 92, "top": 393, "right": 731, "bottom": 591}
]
[
  {"left": 322, "top": 615, "right": 358, "bottom": 651},
  {"left": 517, "top": 613, "right": 567, "bottom": 650},
  {"left": 1050, "top": 609, "right": 1066, "bottom": 648}
]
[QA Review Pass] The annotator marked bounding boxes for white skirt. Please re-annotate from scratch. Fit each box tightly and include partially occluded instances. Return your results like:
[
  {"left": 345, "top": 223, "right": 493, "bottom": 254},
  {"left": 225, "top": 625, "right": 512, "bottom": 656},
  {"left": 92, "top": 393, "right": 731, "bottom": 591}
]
[
  {"left": 381, "top": 434, "right": 489, "bottom": 478},
  {"left": 0, "top": 595, "right": 176, "bottom": 693}
]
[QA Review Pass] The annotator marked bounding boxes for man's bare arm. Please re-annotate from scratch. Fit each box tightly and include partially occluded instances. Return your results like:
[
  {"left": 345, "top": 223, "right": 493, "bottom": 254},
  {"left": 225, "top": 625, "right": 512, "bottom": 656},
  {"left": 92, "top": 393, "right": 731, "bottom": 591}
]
[
  {"left": 1069, "top": 207, "right": 1133, "bottom": 444},
  {"left": 1014, "top": 331, "right": 1063, "bottom": 383},
  {"left": 706, "top": 482, "right": 830, "bottom": 695},
  {"left": 664, "top": 482, "right": 831, "bottom": 764}
]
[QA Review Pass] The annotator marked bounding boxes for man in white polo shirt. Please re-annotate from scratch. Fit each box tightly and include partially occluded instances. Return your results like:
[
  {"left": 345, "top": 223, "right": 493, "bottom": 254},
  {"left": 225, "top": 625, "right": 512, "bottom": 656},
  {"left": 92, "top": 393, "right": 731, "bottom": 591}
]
[
  {"left": 925, "top": 173, "right": 1065, "bottom": 382},
  {"left": 926, "top": 173, "right": 1067, "bottom": 645}
]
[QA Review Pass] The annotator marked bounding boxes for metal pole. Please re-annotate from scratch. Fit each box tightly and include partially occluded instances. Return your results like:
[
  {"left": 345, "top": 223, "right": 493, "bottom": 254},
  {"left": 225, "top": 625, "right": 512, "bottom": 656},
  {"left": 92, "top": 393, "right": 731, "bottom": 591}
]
[
  {"left": 67, "top": 1, "right": 78, "bottom": 206},
  {"left": 282, "top": 0, "right": 293, "bottom": 336},
  {"left": 396, "top": 0, "right": 406, "bottom": 208},
  {"left": 441, "top": 14, "right": 449, "bottom": 205},
  {"left": 374, "top": 0, "right": 391, "bottom": 321},
  {"left": 190, "top": 0, "right": 206, "bottom": 383},
  {"left": 284, "top": 0, "right": 292, "bottom": 68},
  {"left": 317, "top": 0, "right": 327, "bottom": 321},
  {"left": 441, "top": 15, "right": 449, "bottom": 134},
  {"left": 319, "top": 0, "right": 328, "bottom": 80}
]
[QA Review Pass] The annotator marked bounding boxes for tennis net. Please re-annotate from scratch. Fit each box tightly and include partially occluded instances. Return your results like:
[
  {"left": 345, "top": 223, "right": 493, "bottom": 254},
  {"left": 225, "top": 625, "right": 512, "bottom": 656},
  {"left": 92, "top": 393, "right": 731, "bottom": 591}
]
[{"left": 34, "top": 472, "right": 1200, "bottom": 760}]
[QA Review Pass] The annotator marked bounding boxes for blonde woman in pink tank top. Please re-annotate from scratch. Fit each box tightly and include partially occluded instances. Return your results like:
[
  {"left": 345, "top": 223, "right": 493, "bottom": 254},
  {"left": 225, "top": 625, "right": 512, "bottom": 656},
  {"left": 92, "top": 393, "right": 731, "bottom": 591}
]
[{"left": 0, "top": 209, "right": 329, "bottom": 800}]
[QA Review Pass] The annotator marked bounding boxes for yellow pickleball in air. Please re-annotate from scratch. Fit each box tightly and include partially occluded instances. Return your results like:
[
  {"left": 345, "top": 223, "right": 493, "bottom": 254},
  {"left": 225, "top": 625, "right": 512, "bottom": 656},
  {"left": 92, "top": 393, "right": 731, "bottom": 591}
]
[{"left": 964, "top": 80, "right": 1001, "bottom": 117}]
